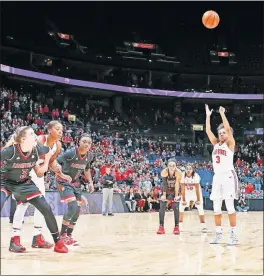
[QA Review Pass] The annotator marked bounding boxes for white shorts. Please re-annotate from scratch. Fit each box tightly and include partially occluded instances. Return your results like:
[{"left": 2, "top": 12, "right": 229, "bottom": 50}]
[
  {"left": 210, "top": 170, "right": 238, "bottom": 201},
  {"left": 180, "top": 194, "right": 204, "bottom": 213},
  {"left": 30, "top": 169, "right": 45, "bottom": 195}
]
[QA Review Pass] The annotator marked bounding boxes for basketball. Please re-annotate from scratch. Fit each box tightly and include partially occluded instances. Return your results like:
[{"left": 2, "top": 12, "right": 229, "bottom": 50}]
[{"left": 202, "top": 10, "right": 220, "bottom": 29}]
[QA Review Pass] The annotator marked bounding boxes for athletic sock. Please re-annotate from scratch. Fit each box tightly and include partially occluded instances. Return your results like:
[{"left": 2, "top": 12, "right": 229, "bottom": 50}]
[
  {"left": 12, "top": 228, "right": 21, "bottom": 237},
  {"left": 60, "top": 224, "right": 68, "bottom": 235},
  {"left": 67, "top": 227, "right": 74, "bottom": 236},
  {"left": 33, "top": 226, "right": 42, "bottom": 236},
  {"left": 216, "top": 226, "right": 222, "bottom": 233}
]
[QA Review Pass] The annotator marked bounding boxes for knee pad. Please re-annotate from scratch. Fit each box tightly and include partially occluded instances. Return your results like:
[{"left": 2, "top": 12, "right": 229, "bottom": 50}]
[
  {"left": 225, "top": 199, "right": 236, "bottom": 214},
  {"left": 70, "top": 206, "right": 81, "bottom": 225},
  {"left": 64, "top": 201, "right": 79, "bottom": 221},
  {"left": 213, "top": 200, "right": 222, "bottom": 215}
]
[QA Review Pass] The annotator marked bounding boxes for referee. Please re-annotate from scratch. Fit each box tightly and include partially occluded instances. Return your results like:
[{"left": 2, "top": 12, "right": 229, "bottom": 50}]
[{"left": 102, "top": 167, "right": 115, "bottom": 216}]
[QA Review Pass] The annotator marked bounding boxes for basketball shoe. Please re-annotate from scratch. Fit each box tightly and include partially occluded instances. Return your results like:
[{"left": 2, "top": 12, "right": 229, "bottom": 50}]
[
  {"left": 9, "top": 236, "right": 26, "bottom": 253},
  {"left": 32, "top": 234, "right": 53, "bottom": 248},
  {"left": 210, "top": 232, "right": 224, "bottom": 244}
]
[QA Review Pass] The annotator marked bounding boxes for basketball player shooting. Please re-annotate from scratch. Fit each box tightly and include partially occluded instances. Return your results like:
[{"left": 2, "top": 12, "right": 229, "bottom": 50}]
[{"left": 205, "top": 104, "right": 239, "bottom": 245}]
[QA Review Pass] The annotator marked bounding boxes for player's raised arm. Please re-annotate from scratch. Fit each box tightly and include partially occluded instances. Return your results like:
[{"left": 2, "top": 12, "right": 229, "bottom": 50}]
[
  {"left": 205, "top": 104, "right": 218, "bottom": 145},
  {"left": 219, "top": 106, "right": 235, "bottom": 147}
]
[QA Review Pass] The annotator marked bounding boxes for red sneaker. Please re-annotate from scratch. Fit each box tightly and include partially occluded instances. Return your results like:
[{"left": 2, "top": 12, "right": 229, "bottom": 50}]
[
  {"left": 54, "top": 239, "right": 68, "bottom": 253},
  {"left": 157, "top": 226, "right": 165, "bottom": 235},
  {"left": 9, "top": 236, "right": 26, "bottom": 253},
  {"left": 68, "top": 235, "right": 80, "bottom": 246},
  {"left": 173, "top": 226, "right": 180, "bottom": 235},
  {"left": 32, "top": 234, "right": 53, "bottom": 248}
]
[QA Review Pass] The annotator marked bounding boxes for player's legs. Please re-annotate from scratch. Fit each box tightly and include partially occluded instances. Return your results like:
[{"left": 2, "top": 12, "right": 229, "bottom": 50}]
[
  {"left": 210, "top": 199, "right": 224, "bottom": 244},
  {"left": 157, "top": 200, "right": 166, "bottom": 234},
  {"left": 9, "top": 196, "right": 17, "bottom": 223},
  {"left": 225, "top": 198, "right": 238, "bottom": 245},
  {"left": 172, "top": 200, "right": 180, "bottom": 235},
  {"left": 102, "top": 188, "right": 109, "bottom": 215},
  {"left": 223, "top": 171, "right": 239, "bottom": 245},
  {"left": 179, "top": 200, "right": 188, "bottom": 223},
  {"left": 195, "top": 200, "right": 207, "bottom": 232},
  {"left": 108, "top": 188, "right": 114, "bottom": 215},
  {"left": 59, "top": 184, "right": 81, "bottom": 245},
  {"left": 66, "top": 188, "right": 82, "bottom": 245},
  {"left": 32, "top": 177, "right": 45, "bottom": 236},
  {"left": 1, "top": 187, "right": 10, "bottom": 211},
  {"left": 29, "top": 196, "right": 68, "bottom": 253}
]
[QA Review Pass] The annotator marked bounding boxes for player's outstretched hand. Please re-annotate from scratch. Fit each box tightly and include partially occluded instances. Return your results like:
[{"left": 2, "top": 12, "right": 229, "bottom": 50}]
[
  {"left": 195, "top": 201, "right": 200, "bottom": 205},
  {"left": 205, "top": 104, "right": 213, "bottom": 116},
  {"left": 219, "top": 106, "right": 225, "bottom": 114}
]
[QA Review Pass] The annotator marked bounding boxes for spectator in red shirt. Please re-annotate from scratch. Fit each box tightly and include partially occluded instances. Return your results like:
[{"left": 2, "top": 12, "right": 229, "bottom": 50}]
[
  {"left": 55, "top": 108, "right": 59, "bottom": 118},
  {"left": 43, "top": 104, "right": 49, "bottom": 114},
  {"left": 38, "top": 105, "right": 43, "bottom": 115},
  {"left": 36, "top": 117, "right": 43, "bottom": 127},
  {"left": 51, "top": 109, "right": 56, "bottom": 120},
  {"left": 63, "top": 109, "right": 69, "bottom": 121},
  {"left": 36, "top": 129, "right": 44, "bottom": 135}
]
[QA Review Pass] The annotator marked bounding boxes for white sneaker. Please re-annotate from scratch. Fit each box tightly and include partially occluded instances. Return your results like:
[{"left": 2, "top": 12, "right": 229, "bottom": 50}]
[
  {"left": 228, "top": 232, "right": 239, "bottom": 246},
  {"left": 210, "top": 232, "right": 224, "bottom": 244},
  {"left": 200, "top": 224, "right": 207, "bottom": 233}
]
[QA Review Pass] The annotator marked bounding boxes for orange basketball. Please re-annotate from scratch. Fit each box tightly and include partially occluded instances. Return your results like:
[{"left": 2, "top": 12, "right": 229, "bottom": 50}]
[{"left": 202, "top": 10, "right": 220, "bottom": 29}]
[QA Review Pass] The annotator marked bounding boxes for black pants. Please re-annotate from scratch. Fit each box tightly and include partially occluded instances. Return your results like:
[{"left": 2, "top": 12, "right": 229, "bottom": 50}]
[{"left": 9, "top": 197, "right": 17, "bottom": 221}]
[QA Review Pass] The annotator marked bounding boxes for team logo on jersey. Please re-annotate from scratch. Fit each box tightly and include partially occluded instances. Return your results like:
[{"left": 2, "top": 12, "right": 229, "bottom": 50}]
[
  {"left": 32, "top": 155, "right": 35, "bottom": 158},
  {"left": 16, "top": 157, "right": 20, "bottom": 160}
]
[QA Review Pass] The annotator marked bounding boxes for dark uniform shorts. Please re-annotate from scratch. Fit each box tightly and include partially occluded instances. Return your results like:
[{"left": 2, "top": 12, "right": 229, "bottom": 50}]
[
  {"left": 57, "top": 182, "right": 82, "bottom": 204},
  {"left": 3, "top": 180, "right": 42, "bottom": 203},
  {"left": 166, "top": 193, "right": 175, "bottom": 200}
]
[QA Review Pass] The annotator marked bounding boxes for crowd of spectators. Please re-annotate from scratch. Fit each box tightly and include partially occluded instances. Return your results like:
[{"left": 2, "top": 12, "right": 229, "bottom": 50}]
[{"left": 1, "top": 85, "right": 263, "bottom": 213}]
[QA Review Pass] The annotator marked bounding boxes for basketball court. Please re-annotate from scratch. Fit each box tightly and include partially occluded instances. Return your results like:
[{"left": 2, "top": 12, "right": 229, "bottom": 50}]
[{"left": 1, "top": 211, "right": 263, "bottom": 275}]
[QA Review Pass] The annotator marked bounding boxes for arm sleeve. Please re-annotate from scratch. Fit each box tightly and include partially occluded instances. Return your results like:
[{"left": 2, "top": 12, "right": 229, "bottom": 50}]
[
  {"left": 0, "top": 146, "right": 14, "bottom": 161},
  {"left": 57, "top": 149, "right": 75, "bottom": 164},
  {"left": 161, "top": 177, "right": 168, "bottom": 193},
  {"left": 36, "top": 145, "right": 50, "bottom": 155}
]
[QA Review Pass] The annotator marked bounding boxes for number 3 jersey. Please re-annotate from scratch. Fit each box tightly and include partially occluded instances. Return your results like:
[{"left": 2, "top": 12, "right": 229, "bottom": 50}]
[
  {"left": 56, "top": 147, "right": 95, "bottom": 185},
  {"left": 180, "top": 172, "right": 202, "bottom": 198},
  {"left": 0, "top": 144, "right": 49, "bottom": 184},
  {"left": 212, "top": 142, "right": 234, "bottom": 174}
]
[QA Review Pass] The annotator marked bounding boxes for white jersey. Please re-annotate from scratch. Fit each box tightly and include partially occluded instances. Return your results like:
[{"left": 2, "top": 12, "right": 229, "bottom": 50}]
[
  {"left": 180, "top": 172, "right": 202, "bottom": 196},
  {"left": 30, "top": 135, "right": 57, "bottom": 180},
  {"left": 212, "top": 142, "right": 234, "bottom": 174}
]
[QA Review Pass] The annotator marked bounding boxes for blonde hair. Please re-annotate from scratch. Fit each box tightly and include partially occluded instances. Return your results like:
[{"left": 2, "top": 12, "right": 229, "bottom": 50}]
[
  {"left": 3, "top": 126, "right": 32, "bottom": 149},
  {"left": 217, "top": 123, "right": 234, "bottom": 134}
]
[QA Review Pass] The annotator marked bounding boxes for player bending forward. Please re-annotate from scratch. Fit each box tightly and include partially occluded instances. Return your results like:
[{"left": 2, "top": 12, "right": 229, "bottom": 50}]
[
  {"left": 0, "top": 126, "right": 68, "bottom": 253},
  {"left": 157, "top": 159, "right": 182, "bottom": 235},
  {"left": 205, "top": 105, "right": 239, "bottom": 245},
  {"left": 56, "top": 134, "right": 95, "bottom": 245},
  {"left": 179, "top": 164, "right": 207, "bottom": 232},
  {"left": 10, "top": 121, "right": 71, "bottom": 250}
]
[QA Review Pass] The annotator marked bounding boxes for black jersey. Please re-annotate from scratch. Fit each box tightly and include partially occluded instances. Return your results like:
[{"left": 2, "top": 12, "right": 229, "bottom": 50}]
[
  {"left": 57, "top": 147, "right": 95, "bottom": 184},
  {"left": 161, "top": 168, "right": 181, "bottom": 195},
  {"left": 0, "top": 144, "right": 49, "bottom": 184}
]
